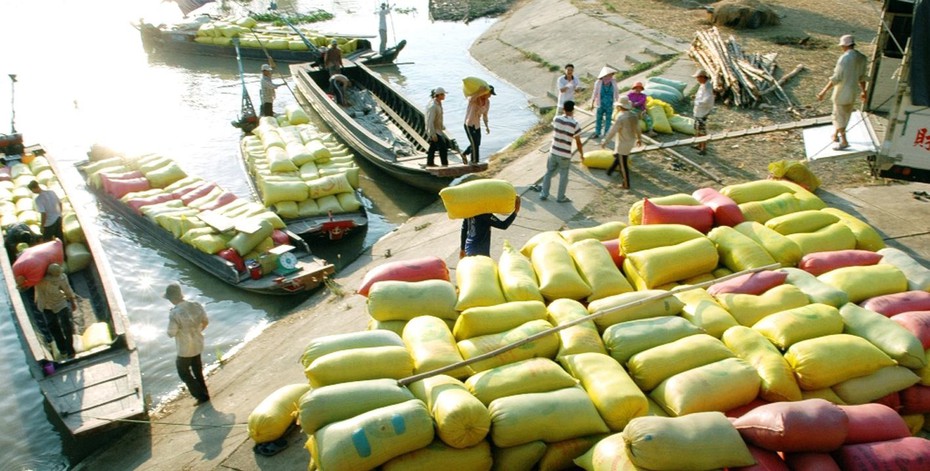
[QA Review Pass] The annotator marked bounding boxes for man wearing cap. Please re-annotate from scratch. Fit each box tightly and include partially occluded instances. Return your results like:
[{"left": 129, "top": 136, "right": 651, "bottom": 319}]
[
  {"left": 601, "top": 96, "right": 642, "bottom": 189},
  {"left": 590, "top": 66, "right": 619, "bottom": 139},
  {"left": 260, "top": 64, "right": 285, "bottom": 117},
  {"left": 377, "top": 3, "right": 392, "bottom": 54},
  {"left": 691, "top": 69, "right": 714, "bottom": 155},
  {"left": 817, "top": 34, "right": 868, "bottom": 151},
  {"left": 165, "top": 283, "right": 210, "bottom": 405},
  {"left": 323, "top": 39, "right": 343, "bottom": 77},
  {"left": 531, "top": 100, "right": 584, "bottom": 203},
  {"left": 462, "top": 85, "right": 494, "bottom": 166},
  {"left": 426, "top": 87, "right": 449, "bottom": 166},
  {"left": 34, "top": 263, "right": 77, "bottom": 359},
  {"left": 627, "top": 81, "right": 654, "bottom": 136},
  {"left": 28, "top": 180, "right": 63, "bottom": 242},
  {"left": 556, "top": 64, "right": 580, "bottom": 113}
]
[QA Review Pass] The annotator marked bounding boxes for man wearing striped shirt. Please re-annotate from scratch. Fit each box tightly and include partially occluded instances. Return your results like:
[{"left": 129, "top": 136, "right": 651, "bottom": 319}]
[{"left": 531, "top": 100, "right": 584, "bottom": 203}]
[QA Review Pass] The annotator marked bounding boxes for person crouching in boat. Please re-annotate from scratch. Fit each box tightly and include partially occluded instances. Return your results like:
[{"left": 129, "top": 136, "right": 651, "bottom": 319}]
[
  {"left": 35, "top": 263, "right": 78, "bottom": 359},
  {"left": 330, "top": 74, "right": 351, "bottom": 107},
  {"left": 260, "top": 64, "right": 285, "bottom": 117},
  {"left": 426, "top": 87, "right": 450, "bottom": 167}
]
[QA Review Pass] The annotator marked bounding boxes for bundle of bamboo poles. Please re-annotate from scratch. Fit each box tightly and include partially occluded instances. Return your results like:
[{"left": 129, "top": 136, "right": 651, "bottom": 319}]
[{"left": 689, "top": 26, "right": 804, "bottom": 108}]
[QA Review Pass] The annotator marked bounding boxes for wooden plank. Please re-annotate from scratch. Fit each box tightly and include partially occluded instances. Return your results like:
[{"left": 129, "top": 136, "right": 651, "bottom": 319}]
[
  {"left": 198, "top": 210, "right": 235, "bottom": 232},
  {"left": 635, "top": 116, "right": 833, "bottom": 153},
  {"left": 234, "top": 220, "right": 262, "bottom": 235},
  {"left": 268, "top": 244, "right": 295, "bottom": 255},
  {"left": 370, "top": 94, "right": 431, "bottom": 150}
]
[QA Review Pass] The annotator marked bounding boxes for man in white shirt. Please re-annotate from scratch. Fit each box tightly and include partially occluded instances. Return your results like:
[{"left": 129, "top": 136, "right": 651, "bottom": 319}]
[
  {"left": 556, "top": 64, "right": 580, "bottom": 113},
  {"left": 28, "top": 180, "right": 63, "bottom": 242},
  {"left": 377, "top": 3, "right": 392, "bottom": 54},
  {"left": 817, "top": 34, "right": 868, "bottom": 151},
  {"left": 166, "top": 283, "right": 210, "bottom": 405},
  {"left": 260, "top": 64, "right": 285, "bottom": 117},
  {"left": 692, "top": 69, "right": 715, "bottom": 155}
]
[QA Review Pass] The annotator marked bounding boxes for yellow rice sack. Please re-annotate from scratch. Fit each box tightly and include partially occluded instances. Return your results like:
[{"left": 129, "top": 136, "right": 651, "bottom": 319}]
[
  {"left": 734, "top": 221, "right": 802, "bottom": 267},
  {"left": 647, "top": 104, "right": 672, "bottom": 134},
  {"left": 307, "top": 173, "right": 353, "bottom": 200},
  {"left": 738, "top": 193, "right": 803, "bottom": 223},
  {"left": 316, "top": 194, "right": 343, "bottom": 214},
  {"left": 367, "top": 319, "right": 407, "bottom": 337},
  {"left": 817, "top": 264, "right": 907, "bottom": 303},
  {"left": 602, "top": 316, "right": 702, "bottom": 364},
  {"left": 559, "top": 353, "right": 648, "bottom": 431},
  {"left": 65, "top": 243, "right": 91, "bottom": 273},
  {"left": 878, "top": 247, "right": 930, "bottom": 291},
  {"left": 586, "top": 289, "right": 684, "bottom": 332},
  {"left": 720, "top": 179, "right": 795, "bottom": 204},
  {"left": 408, "top": 375, "right": 490, "bottom": 449},
  {"left": 620, "top": 223, "right": 702, "bottom": 254},
  {"left": 367, "top": 279, "right": 459, "bottom": 321},
  {"left": 336, "top": 191, "right": 360, "bottom": 212},
  {"left": 801, "top": 388, "right": 847, "bottom": 404},
  {"left": 839, "top": 302, "right": 927, "bottom": 369},
  {"left": 547, "top": 298, "right": 608, "bottom": 357},
  {"left": 714, "top": 283, "right": 809, "bottom": 326},
  {"left": 439, "top": 179, "right": 516, "bottom": 219},
  {"left": 628, "top": 194, "right": 700, "bottom": 226},
  {"left": 382, "top": 440, "right": 492, "bottom": 471},
  {"left": 650, "top": 357, "right": 761, "bottom": 416},
  {"left": 722, "top": 326, "right": 803, "bottom": 402},
  {"left": 453, "top": 301, "right": 547, "bottom": 340},
  {"left": 913, "top": 350, "right": 930, "bottom": 385},
  {"left": 261, "top": 180, "right": 309, "bottom": 206},
  {"left": 457, "top": 320, "right": 559, "bottom": 373},
  {"left": 144, "top": 162, "right": 186, "bottom": 188},
  {"left": 303, "top": 140, "right": 331, "bottom": 163},
  {"left": 81, "top": 322, "right": 113, "bottom": 350},
  {"left": 624, "top": 237, "right": 719, "bottom": 289},
  {"left": 673, "top": 287, "right": 739, "bottom": 338},
  {"left": 462, "top": 76, "right": 490, "bottom": 97},
  {"left": 300, "top": 330, "right": 404, "bottom": 368},
  {"left": 627, "top": 334, "right": 735, "bottom": 391},
  {"left": 831, "top": 366, "right": 920, "bottom": 405},
  {"left": 707, "top": 225, "right": 777, "bottom": 272},
  {"left": 304, "top": 345, "right": 414, "bottom": 388},
  {"left": 561, "top": 221, "right": 627, "bottom": 244},
  {"left": 622, "top": 412, "right": 755, "bottom": 470},
  {"left": 538, "top": 435, "right": 606, "bottom": 471},
  {"left": 784, "top": 334, "right": 896, "bottom": 390},
  {"left": 488, "top": 386, "right": 609, "bottom": 447},
  {"left": 497, "top": 240, "right": 543, "bottom": 303},
  {"left": 227, "top": 219, "right": 273, "bottom": 256},
  {"left": 570, "top": 239, "right": 633, "bottom": 302},
  {"left": 403, "top": 316, "right": 472, "bottom": 379},
  {"left": 532, "top": 241, "right": 591, "bottom": 302},
  {"left": 574, "top": 434, "right": 644, "bottom": 471},
  {"left": 787, "top": 222, "right": 857, "bottom": 256},
  {"left": 310, "top": 399, "right": 434, "bottom": 471},
  {"left": 752, "top": 303, "right": 845, "bottom": 350},
  {"left": 492, "top": 441, "right": 547, "bottom": 471},
  {"left": 465, "top": 357, "right": 577, "bottom": 406},
  {"left": 285, "top": 104, "right": 310, "bottom": 125},
  {"left": 298, "top": 378, "right": 415, "bottom": 435},
  {"left": 765, "top": 210, "right": 839, "bottom": 235},
  {"left": 248, "top": 384, "right": 312, "bottom": 443},
  {"left": 822, "top": 207, "right": 885, "bottom": 251},
  {"left": 582, "top": 149, "right": 616, "bottom": 170},
  {"left": 780, "top": 267, "right": 849, "bottom": 307},
  {"left": 520, "top": 230, "right": 567, "bottom": 258},
  {"left": 455, "top": 255, "right": 506, "bottom": 311}
]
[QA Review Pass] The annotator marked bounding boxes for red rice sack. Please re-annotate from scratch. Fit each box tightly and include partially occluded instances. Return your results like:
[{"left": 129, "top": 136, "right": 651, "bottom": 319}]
[
  {"left": 783, "top": 452, "right": 841, "bottom": 471},
  {"left": 798, "top": 249, "right": 883, "bottom": 276},
  {"left": 641, "top": 198, "right": 714, "bottom": 234},
  {"left": 218, "top": 248, "right": 245, "bottom": 272},
  {"left": 732, "top": 399, "right": 848, "bottom": 452},
  {"left": 357, "top": 256, "right": 449, "bottom": 297},
  {"left": 198, "top": 191, "right": 237, "bottom": 211},
  {"left": 101, "top": 174, "right": 151, "bottom": 199},
  {"left": 730, "top": 444, "right": 790, "bottom": 471},
  {"left": 271, "top": 230, "right": 289, "bottom": 246},
  {"left": 127, "top": 192, "right": 177, "bottom": 214},
  {"left": 600, "top": 239, "right": 623, "bottom": 268},
  {"left": 628, "top": 193, "right": 699, "bottom": 225},
  {"left": 180, "top": 182, "right": 218, "bottom": 206},
  {"left": 693, "top": 187, "right": 744, "bottom": 227},
  {"left": 833, "top": 437, "right": 930, "bottom": 471},
  {"left": 892, "top": 311, "right": 930, "bottom": 348},
  {"left": 901, "top": 384, "right": 930, "bottom": 414},
  {"left": 12, "top": 239, "right": 64, "bottom": 289},
  {"left": 862, "top": 290, "right": 930, "bottom": 317},
  {"left": 707, "top": 270, "right": 787, "bottom": 296},
  {"left": 839, "top": 403, "right": 911, "bottom": 444}
]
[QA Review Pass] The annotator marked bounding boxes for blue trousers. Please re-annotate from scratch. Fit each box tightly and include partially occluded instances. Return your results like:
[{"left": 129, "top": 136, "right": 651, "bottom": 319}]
[
  {"left": 540, "top": 153, "right": 571, "bottom": 200},
  {"left": 595, "top": 103, "right": 613, "bottom": 135}
]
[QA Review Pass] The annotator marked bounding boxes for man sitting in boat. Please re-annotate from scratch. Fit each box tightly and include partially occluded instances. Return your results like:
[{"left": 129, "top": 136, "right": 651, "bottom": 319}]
[
  {"left": 323, "top": 39, "right": 343, "bottom": 77},
  {"left": 330, "top": 74, "right": 351, "bottom": 107},
  {"left": 260, "top": 64, "right": 285, "bottom": 118}
]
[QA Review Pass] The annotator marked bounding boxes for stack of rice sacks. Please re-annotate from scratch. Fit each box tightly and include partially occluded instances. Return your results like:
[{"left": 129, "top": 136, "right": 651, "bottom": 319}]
[
  {"left": 82, "top": 153, "right": 289, "bottom": 271},
  {"left": 0, "top": 156, "right": 92, "bottom": 273},
  {"left": 241, "top": 115, "right": 362, "bottom": 221},
  {"left": 247, "top": 177, "right": 930, "bottom": 470},
  {"left": 192, "top": 16, "right": 360, "bottom": 53}
]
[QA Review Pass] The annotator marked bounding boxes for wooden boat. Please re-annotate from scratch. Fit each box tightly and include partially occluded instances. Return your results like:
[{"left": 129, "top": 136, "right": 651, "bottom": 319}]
[
  {"left": 137, "top": 20, "right": 406, "bottom": 66},
  {"left": 0, "top": 144, "right": 145, "bottom": 435},
  {"left": 290, "top": 60, "right": 488, "bottom": 193},
  {"left": 76, "top": 155, "right": 335, "bottom": 296}
]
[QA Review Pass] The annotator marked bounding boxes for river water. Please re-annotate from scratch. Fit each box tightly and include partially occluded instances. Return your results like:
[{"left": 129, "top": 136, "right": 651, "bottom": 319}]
[{"left": 0, "top": 0, "right": 537, "bottom": 468}]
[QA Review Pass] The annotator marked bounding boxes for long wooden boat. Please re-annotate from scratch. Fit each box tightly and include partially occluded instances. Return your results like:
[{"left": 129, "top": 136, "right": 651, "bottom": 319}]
[
  {"left": 290, "top": 60, "right": 488, "bottom": 193},
  {"left": 76, "top": 155, "right": 335, "bottom": 296},
  {"left": 137, "top": 20, "right": 406, "bottom": 66},
  {"left": 0, "top": 144, "right": 145, "bottom": 435}
]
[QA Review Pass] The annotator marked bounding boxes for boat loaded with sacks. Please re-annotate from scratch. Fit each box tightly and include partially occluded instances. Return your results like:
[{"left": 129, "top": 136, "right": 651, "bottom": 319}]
[
  {"left": 290, "top": 60, "right": 487, "bottom": 193},
  {"left": 245, "top": 178, "right": 930, "bottom": 469},
  {"left": 0, "top": 144, "right": 144, "bottom": 435},
  {"left": 240, "top": 112, "right": 367, "bottom": 240},
  {"left": 76, "top": 151, "right": 334, "bottom": 295}
]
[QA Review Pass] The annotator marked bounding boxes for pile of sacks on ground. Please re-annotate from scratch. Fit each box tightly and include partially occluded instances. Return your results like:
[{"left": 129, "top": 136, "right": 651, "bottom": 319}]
[
  {"left": 81, "top": 154, "right": 292, "bottom": 273},
  {"left": 242, "top": 114, "right": 362, "bottom": 220},
  {"left": 246, "top": 178, "right": 930, "bottom": 470},
  {"left": 1, "top": 155, "right": 91, "bottom": 274},
  {"left": 191, "top": 17, "right": 360, "bottom": 53},
  {"left": 637, "top": 76, "right": 696, "bottom": 136}
]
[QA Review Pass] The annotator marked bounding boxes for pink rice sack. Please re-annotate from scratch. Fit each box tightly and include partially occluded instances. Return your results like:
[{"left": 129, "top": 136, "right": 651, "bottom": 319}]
[
  {"left": 833, "top": 437, "right": 930, "bottom": 471},
  {"left": 839, "top": 403, "right": 910, "bottom": 444},
  {"left": 357, "top": 256, "right": 450, "bottom": 297},
  {"left": 891, "top": 311, "right": 930, "bottom": 348},
  {"left": 707, "top": 270, "right": 787, "bottom": 296},
  {"left": 798, "top": 249, "right": 883, "bottom": 276},
  {"left": 641, "top": 198, "right": 714, "bottom": 234},
  {"left": 693, "top": 187, "right": 745, "bottom": 227},
  {"left": 861, "top": 290, "right": 930, "bottom": 317},
  {"left": 732, "top": 399, "right": 848, "bottom": 452}
]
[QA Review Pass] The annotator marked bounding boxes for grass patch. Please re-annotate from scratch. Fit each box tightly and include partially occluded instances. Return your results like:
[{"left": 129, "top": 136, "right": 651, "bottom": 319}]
[{"left": 251, "top": 10, "right": 334, "bottom": 25}]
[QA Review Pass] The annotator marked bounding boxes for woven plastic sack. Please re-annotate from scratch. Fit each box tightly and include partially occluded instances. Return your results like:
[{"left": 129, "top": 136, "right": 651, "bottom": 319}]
[
  {"left": 693, "top": 187, "right": 744, "bottom": 227},
  {"left": 561, "top": 221, "right": 627, "bottom": 244},
  {"left": 841, "top": 403, "right": 911, "bottom": 444},
  {"left": 357, "top": 256, "right": 449, "bottom": 297},
  {"left": 261, "top": 179, "right": 308, "bottom": 206},
  {"left": 298, "top": 378, "right": 414, "bottom": 435},
  {"left": 651, "top": 357, "right": 760, "bottom": 416},
  {"left": 307, "top": 173, "right": 353, "bottom": 200},
  {"left": 538, "top": 435, "right": 605, "bottom": 471},
  {"left": 497, "top": 240, "right": 543, "bottom": 302},
  {"left": 408, "top": 375, "right": 490, "bottom": 448},
  {"left": 532, "top": 241, "right": 591, "bottom": 302},
  {"left": 439, "top": 179, "right": 515, "bottom": 219},
  {"left": 738, "top": 193, "right": 803, "bottom": 224},
  {"left": 382, "top": 440, "right": 492, "bottom": 471},
  {"left": 732, "top": 399, "right": 848, "bottom": 452},
  {"left": 818, "top": 264, "right": 907, "bottom": 303},
  {"left": 367, "top": 279, "right": 458, "bottom": 321},
  {"left": 647, "top": 102, "right": 672, "bottom": 133},
  {"left": 455, "top": 255, "right": 506, "bottom": 311},
  {"left": 248, "top": 384, "right": 312, "bottom": 443},
  {"left": 721, "top": 179, "right": 796, "bottom": 204},
  {"left": 892, "top": 311, "right": 930, "bottom": 349},
  {"left": 707, "top": 270, "right": 787, "bottom": 296},
  {"left": 787, "top": 222, "right": 857, "bottom": 256},
  {"left": 285, "top": 104, "right": 310, "bottom": 125},
  {"left": 769, "top": 160, "right": 821, "bottom": 191},
  {"left": 832, "top": 366, "right": 920, "bottom": 405},
  {"left": 300, "top": 330, "right": 404, "bottom": 368},
  {"left": 520, "top": 230, "right": 567, "bottom": 258},
  {"left": 573, "top": 434, "right": 641, "bottom": 471},
  {"left": 878, "top": 247, "right": 930, "bottom": 291},
  {"left": 628, "top": 334, "right": 735, "bottom": 391},
  {"left": 623, "top": 412, "right": 755, "bottom": 470},
  {"left": 570, "top": 239, "right": 633, "bottom": 302},
  {"left": 304, "top": 345, "right": 414, "bottom": 387},
  {"left": 465, "top": 357, "right": 577, "bottom": 406},
  {"left": 862, "top": 290, "right": 930, "bottom": 317},
  {"left": 641, "top": 198, "right": 714, "bottom": 233},
  {"left": 457, "top": 319, "right": 559, "bottom": 373},
  {"left": 628, "top": 194, "right": 699, "bottom": 226},
  {"left": 547, "top": 298, "right": 607, "bottom": 357},
  {"left": 734, "top": 221, "right": 802, "bottom": 267},
  {"left": 780, "top": 267, "right": 848, "bottom": 307},
  {"left": 492, "top": 441, "right": 547, "bottom": 471},
  {"left": 587, "top": 289, "right": 684, "bottom": 332},
  {"left": 752, "top": 303, "right": 844, "bottom": 349},
  {"left": 834, "top": 437, "right": 930, "bottom": 471},
  {"left": 714, "top": 283, "right": 809, "bottom": 326},
  {"left": 708, "top": 226, "right": 775, "bottom": 272},
  {"left": 582, "top": 149, "right": 616, "bottom": 170},
  {"left": 624, "top": 237, "right": 718, "bottom": 289},
  {"left": 12, "top": 239, "right": 64, "bottom": 289},
  {"left": 602, "top": 315, "right": 702, "bottom": 364},
  {"left": 839, "top": 302, "right": 926, "bottom": 369},
  {"left": 560, "top": 352, "right": 648, "bottom": 431},
  {"left": 403, "top": 316, "right": 471, "bottom": 379},
  {"left": 784, "top": 334, "right": 896, "bottom": 390},
  {"left": 765, "top": 210, "right": 838, "bottom": 235},
  {"left": 488, "top": 386, "right": 609, "bottom": 447},
  {"left": 453, "top": 301, "right": 547, "bottom": 340},
  {"left": 673, "top": 287, "right": 739, "bottom": 338},
  {"left": 722, "top": 326, "right": 802, "bottom": 402}
]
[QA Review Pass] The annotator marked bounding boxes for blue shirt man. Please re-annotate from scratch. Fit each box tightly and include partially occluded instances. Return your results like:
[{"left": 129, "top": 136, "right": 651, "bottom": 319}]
[{"left": 460, "top": 196, "right": 521, "bottom": 257}]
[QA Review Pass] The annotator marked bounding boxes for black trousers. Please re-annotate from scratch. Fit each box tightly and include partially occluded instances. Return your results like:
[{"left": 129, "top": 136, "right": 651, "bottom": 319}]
[
  {"left": 42, "top": 217, "right": 63, "bottom": 243},
  {"left": 427, "top": 135, "right": 449, "bottom": 166},
  {"left": 43, "top": 307, "right": 75, "bottom": 357},
  {"left": 606, "top": 153, "right": 631, "bottom": 188},
  {"left": 260, "top": 102, "right": 274, "bottom": 117},
  {"left": 177, "top": 355, "right": 209, "bottom": 401},
  {"left": 462, "top": 124, "right": 481, "bottom": 164}
]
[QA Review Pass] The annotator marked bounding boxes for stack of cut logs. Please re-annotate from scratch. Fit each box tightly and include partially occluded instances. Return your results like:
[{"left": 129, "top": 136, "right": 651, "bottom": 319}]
[{"left": 689, "top": 26, "right": 804, "bottom": 108}]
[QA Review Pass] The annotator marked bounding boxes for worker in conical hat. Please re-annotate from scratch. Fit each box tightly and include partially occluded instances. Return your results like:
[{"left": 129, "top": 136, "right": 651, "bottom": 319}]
[{"left": 590, "top": 66, "right": 619, "bottom": 139}]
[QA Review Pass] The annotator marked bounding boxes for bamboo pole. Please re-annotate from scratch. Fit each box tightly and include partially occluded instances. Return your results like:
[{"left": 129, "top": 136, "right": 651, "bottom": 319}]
[{"left": 397, "top": 263, "right": 781, "bottom": 386}]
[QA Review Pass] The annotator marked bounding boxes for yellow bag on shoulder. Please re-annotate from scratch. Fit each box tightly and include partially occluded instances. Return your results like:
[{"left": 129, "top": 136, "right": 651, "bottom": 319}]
[{"left": 439, "top": 179, "right": 515, "bottom": 219}]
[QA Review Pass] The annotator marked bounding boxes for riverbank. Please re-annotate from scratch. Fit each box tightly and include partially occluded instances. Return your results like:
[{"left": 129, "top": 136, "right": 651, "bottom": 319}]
[{"left": 74, "top": 1, "right": 930, "bottom": 469}]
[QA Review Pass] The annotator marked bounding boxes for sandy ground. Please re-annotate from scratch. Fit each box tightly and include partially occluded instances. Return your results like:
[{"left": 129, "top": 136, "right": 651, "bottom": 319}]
[{"left": 74, "top": 1, "right": 930, "bottom": 469}]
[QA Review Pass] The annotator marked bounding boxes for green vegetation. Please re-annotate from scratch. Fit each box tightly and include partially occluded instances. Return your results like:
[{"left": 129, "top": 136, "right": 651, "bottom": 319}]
[{"left": 252, "top": 10, "right": 334, "bottom": 25}]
